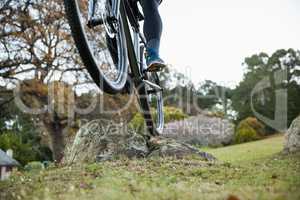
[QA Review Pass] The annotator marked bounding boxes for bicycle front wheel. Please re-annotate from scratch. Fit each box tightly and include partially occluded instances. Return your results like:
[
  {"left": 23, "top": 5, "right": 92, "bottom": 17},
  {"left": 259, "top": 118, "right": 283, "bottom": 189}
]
[
  {"left": 136, "top": 71, "right": 164, "bottom": 136},
  {"left": 119, "top": 2, "right": 164, "bottom": 136},
  {"left": 64, "top": 0, "right": 128, "bottom": 93}
]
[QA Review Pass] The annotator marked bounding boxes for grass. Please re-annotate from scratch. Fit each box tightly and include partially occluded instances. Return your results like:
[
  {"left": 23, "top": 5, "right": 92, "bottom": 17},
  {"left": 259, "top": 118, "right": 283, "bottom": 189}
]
[
  {"left": 0, "top": 135, "right": 299, "bottom": 200},
  {"left": 203, "top": 134, "right": 285, "bottom": 163}
]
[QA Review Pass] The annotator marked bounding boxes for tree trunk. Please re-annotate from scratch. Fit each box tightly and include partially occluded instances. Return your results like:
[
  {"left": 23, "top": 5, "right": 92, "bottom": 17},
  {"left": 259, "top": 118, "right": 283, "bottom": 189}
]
[{"left": 43, "top": 116, "right": 66, "bottom": 163}]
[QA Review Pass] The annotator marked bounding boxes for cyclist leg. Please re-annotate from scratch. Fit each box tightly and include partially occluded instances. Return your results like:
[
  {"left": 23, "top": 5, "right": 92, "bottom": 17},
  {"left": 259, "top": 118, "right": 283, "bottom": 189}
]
[{"left": 140, "top": 0, "right": 166, "bottom": 71}]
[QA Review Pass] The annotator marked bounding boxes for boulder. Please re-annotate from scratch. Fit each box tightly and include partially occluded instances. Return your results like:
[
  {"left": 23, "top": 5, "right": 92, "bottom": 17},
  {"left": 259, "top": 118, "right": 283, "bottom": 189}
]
[
  {"left": 148, "top": 137, "right": 215, "bottom": 160},
  {"left": 63, "top": 119, "right": 215, "bottom": 164},
  {"left": 162, "top": 115, "right": 234, "bottom": 147},
  {"left": 284, "top": 116, "right": 300, "bottom": 153},
  {"left": 64, "top": 119, "right": 148, "bottom": 164}
]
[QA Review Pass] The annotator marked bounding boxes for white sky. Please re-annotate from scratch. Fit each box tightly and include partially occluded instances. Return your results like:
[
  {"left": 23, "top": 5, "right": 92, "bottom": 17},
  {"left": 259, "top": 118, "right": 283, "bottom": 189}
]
[{"left": 159, "top": 0, "right": 300, "bottom": 87}]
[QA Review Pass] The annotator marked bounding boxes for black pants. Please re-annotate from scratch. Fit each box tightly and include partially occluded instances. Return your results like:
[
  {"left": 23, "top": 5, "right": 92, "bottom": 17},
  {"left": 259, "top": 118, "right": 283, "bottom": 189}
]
[
  {"left": 140, "top": 0, "right": 163, "bottom": 52},
  {"left": 107, "top": 0, "right": 163, "bottom": 61}
]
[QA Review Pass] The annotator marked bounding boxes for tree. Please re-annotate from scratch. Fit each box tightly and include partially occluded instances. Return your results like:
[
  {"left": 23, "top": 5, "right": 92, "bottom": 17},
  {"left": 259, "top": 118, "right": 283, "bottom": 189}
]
[
  {"left": 0, "top": 98, "right": 53, "bottom": 165},
  {"left": 231, "top": 49, "right": 300, "bottom": 132},
  {"left": 0, "top": 0, "right": 91, "bottom": 162},
  {"left": 0, "top": 0, "right": 87, "bottom": 83},
  {"left": 158, "top": 67, "right": 197, "bottom": 114},
  {"left": 158, "top": 66, "right": 228, "bottom": 115},
  {"left": 195, "top": 80, "right": 220, "bottom": 110}
]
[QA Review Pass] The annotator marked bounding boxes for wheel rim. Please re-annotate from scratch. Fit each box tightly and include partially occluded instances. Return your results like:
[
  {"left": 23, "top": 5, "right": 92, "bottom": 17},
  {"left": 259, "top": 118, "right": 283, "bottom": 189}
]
[
  {"left": 75, "top": 0, "right": 127, "bottom": 89},
  {"left": 146, "top": 73, "right": 164, "bottom": 134},
  {"left": 138, "top": 44, "right": 164, "bottom": 135}
]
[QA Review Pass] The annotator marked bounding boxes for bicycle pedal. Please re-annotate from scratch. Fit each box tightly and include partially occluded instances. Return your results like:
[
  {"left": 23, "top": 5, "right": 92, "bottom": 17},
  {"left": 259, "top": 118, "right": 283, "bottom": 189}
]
[
  {"left": 145, "top": 62, "right": 166, "bottom": 72},
  {"left": 144, "top": 66, "right": 162, "bottom": 73}
]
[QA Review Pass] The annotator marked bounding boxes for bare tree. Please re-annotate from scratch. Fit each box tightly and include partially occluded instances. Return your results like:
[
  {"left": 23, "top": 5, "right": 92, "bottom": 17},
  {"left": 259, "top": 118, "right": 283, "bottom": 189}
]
[
  {"left": 0, "top": 0, "right": 139, "bottom": 163},
  {"left": 0, "top": 0, "right": 92, "bottom": 162},
  {"left": 0, "top": 0, "right": 89, "bottom": 84}
]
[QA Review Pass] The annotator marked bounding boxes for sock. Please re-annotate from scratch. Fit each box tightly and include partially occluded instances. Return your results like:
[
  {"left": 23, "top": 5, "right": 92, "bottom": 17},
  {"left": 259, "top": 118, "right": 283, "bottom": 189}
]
[{"left": 147, "top": 39, "right": 160, "bottom": 54}]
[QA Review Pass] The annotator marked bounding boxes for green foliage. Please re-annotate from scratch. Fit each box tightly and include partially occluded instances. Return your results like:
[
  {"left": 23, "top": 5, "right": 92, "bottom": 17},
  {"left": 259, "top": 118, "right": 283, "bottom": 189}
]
[
  {"left": 24, "top": 161, "right": 45, "bottom": 172},
  {"left": 234, "top": 117, "right": 265, "bottom": 144},
  {"left": 159, "top": 67, "right": 229, "bottom": 115},
  {"left": 128, "top": 112, "right": 145, "bottom": 133},
  {"left": 0, "top": 106, "right": 53, "bottom": 165},
  {"left": 244, "top": 117, "right": 266, "bottom": 136},
  {"left": 163, "top": 106, "right": 188, "bottom": 122},
  {"left": 0, "top": 132, "right": 38, "bottom": 166},
  {"left": 234, "top": 125, "right": 259, "bottom": 144},
  {"left": 231, "top": 48, "right": 300, "bottom": 131},
  {"left": 129, "top": 106, "right": 187, "bottom": 133},
  {"left": 195, "top": 80, "right": 220, "bottom": 110}
]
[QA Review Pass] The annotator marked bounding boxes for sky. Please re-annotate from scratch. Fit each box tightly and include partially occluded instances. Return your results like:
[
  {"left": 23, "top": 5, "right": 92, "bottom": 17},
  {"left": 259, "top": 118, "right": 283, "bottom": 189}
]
[{"left": 159, "top": 0, "right": 300, "bottom": 87}]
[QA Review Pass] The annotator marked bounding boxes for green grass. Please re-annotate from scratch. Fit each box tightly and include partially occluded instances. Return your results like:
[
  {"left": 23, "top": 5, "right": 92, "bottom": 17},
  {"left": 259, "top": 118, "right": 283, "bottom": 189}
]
[
  {"left": 203, "top": 134, "right": 285, "bottom": 163},
  {"left": 1, "top": 135, "right": 299, "bottom": 200}
]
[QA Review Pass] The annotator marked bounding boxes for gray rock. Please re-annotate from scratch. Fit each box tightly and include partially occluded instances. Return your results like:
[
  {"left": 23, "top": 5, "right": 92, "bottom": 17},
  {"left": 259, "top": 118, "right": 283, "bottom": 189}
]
[
  {"left": 162, "top": 115, "right": 234, "bottom": 147},
  {"left": 284, "top": 116, "right": 300, "bottom": 153},
  {"left": 148, "top": 137, "right": 216, "bottom": 161},
  {"left": 64, "top": 119, "right": 215, "bottom": 164},
  {"left": 64, "top": 119, "right": 148, "bottom": 164}
]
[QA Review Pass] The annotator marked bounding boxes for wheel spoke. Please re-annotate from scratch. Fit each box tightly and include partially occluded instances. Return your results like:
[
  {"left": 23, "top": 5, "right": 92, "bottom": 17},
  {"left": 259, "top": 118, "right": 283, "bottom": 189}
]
[
  {"left": 64, "top": 0, "right": 128, "bottom": 92},
  {"left": 88, "top": 0, "right": 97, "bottom": 20}
]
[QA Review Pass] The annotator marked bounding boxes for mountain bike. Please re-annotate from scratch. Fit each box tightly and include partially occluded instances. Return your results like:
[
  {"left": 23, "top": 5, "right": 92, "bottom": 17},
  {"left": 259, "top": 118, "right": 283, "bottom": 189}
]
[{"left": 64, "top": 0, "right": 164, "bottom": 136}]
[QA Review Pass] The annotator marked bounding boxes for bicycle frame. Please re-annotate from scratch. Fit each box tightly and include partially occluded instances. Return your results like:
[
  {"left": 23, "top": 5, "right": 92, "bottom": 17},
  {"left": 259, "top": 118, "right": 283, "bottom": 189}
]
[
  {"left": 88, "top": 0, "right": 145, "bottom": 63},
  {"left": 120, "top": 0, "right": 164, "bottom": 134},
  {"left": 123, "top": 0, "right": 147, "bottom": 71},
  {"left": 85, "top": 0, "right": 164, "bottom": 135},
  {"left": 112, "top": 0, "right": 121, "bottom": 19}
]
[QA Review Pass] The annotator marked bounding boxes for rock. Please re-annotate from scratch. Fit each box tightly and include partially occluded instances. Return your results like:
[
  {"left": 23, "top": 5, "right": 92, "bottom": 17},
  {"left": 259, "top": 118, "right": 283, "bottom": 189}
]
[
  {"left": 148, "top": 137, "right": 216, "bottom": 161},
  {"left": 284, "top": 116, "right": 300, "bottom": 153},
  {"left": 64, "top": 119, "right": 148, "bottom": 164},
  {"left": 162, "top": 115, "right": 235, "bottom": 147},
  {"left": 64, "top": 119, "right": 216, "bottom": 164}
]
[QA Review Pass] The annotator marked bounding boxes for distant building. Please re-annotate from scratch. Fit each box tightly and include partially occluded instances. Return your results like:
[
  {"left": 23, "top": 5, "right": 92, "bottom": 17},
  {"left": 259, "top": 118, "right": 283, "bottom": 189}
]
[{"left": 0, "top": 149, "right": 20, "bottom": 180}]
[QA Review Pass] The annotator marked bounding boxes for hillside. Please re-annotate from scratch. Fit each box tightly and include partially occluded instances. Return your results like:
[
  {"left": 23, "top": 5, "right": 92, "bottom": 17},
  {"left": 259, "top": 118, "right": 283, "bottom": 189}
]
[{"left": 0, "top": 135, "right": 299, "bottom": 200}]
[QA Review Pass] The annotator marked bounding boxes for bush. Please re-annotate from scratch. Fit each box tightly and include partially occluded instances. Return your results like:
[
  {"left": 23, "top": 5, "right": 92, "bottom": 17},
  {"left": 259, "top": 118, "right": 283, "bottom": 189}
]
[
  {"left": 244, "top": 117, "right": 266, "bottom": 136},
  {"left": 163, "top": 106, "right": 188, "bottom": 123},
  {"left": 129, "top": 106, "right": 187, "bottom": 133},
  {"left": 128, "top": 112, "right": 145, "bottom": 133},
  {"left": 234, "top": 117, "right": 265, "bottom": 144},
  {"left": 0, "top": 132, "right": 38, "bottom": 165},
  {"left": 0, "top": 131, "right": 52, "bottom": 166},
  {"left": 24, "top": 161, "right": 45, "bottom": 172}
]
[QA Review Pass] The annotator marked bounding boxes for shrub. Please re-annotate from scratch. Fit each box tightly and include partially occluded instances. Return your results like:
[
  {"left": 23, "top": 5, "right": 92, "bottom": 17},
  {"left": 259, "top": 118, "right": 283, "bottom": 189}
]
[
  {"left": 24, "top": 161, "right": 45, "bottom": 172},
  {"left": 234, "top": 117, "right": 265, "bottom": 144},
  {"left": 234, "top": 125, "right": 258, "bottom": 144},
  {"left": 129, "top": 106, "right": 187, "bottom": 133},
  {"left": 128, "top": 112, "right": 145, "bottom": 133},
  {"left": 163, "top": 106, "right": 188, "bottom": 123},
  {"left": 244, "top": 117, "right": 266, "bottom": 136},
  {"left": 0, "top": 131, "right": 52, "bottom": 166},
  {"left": 0, "top": 132, "right": 38, "bottom": 165}
]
